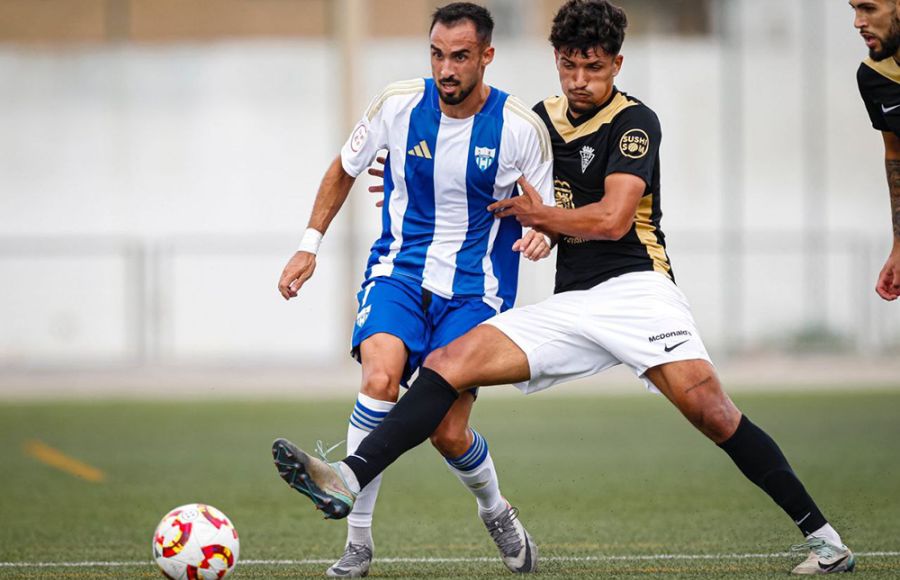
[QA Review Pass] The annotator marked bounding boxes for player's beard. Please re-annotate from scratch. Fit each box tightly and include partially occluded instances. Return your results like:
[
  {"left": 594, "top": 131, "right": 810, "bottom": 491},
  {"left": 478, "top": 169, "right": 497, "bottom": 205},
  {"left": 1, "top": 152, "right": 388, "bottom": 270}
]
[
  {"left": 871, "top": 16, "right": 900, "bottom": 61},
  {"left": 567, "top": 98, "right": 600, "bottom": 117},
  {"left": 437, "top": 77, "right": 475, "bottom": 106}
]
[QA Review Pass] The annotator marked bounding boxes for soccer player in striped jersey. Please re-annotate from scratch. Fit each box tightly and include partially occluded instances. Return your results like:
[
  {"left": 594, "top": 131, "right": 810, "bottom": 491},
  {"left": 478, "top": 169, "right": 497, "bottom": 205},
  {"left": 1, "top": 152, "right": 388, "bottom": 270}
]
[
  {"left": 272, "top": 0, "right": 854, "bottom": 575},
  {"left": 852, "top": 0, "right": 900, "bottom": 301},
  {"left": 274, "top": 3, "right": 552, "bottom": 577}
]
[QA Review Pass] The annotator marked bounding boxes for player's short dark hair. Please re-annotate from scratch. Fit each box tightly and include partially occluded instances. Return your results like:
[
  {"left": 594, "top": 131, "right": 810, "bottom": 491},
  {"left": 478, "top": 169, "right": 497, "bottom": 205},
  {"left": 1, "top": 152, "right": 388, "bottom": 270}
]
[
  {"left": 431, "top": 2, "right": 494, "bottom": 46},
  {"left": 550, "top": 0, "right": 628, "bottom": 57}
]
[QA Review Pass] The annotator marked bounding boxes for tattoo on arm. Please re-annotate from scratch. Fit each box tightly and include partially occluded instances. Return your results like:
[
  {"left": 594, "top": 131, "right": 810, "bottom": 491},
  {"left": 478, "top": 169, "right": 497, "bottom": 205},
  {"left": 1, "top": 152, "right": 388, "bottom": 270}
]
[{"left": 887, "top": 159, "right": 900, "bottom": 239}]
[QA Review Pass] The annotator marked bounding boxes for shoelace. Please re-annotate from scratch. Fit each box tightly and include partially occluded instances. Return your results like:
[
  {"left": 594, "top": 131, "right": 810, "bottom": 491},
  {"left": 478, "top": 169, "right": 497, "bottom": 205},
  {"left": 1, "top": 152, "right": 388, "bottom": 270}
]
[
  {"left": 315, "top": 439, "right": 344, "bottom": 462},
  {"left": 334, "top": 543, "right": 372, "bottom": 569},
  {"left": 314, "top": 439, "right": 357, "bottom": 499},
  {"left": 790, "top": 538, "right": 837, "bottom": 558},
  {"left": 485, "top": 506, "right": 524, "bottom": 557}
]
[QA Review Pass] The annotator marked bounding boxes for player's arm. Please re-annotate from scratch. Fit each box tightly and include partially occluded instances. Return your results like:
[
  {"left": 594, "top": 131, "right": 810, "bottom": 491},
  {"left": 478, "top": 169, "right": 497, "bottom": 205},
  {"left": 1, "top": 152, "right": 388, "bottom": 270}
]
[
  {"left": 278, "top": 157, "right": 356, "bottom": 300},
  {"left": 494, "top": 105, "right": 657, "bottom": 241},
  {"left": 877, "top": 131, "right": 900, "bottom": 300},
  {"left": 278, "top": 82, "right": 396, "bottom": 300},
  {"left": 498, "top": 174, "right": 643, "bottom": 241}
]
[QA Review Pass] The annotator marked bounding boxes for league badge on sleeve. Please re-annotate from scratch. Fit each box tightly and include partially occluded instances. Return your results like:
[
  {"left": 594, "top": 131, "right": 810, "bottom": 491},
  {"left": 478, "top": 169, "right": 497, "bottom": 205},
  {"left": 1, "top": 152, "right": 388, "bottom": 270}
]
[
  {"left": 350, "top": 122, "right": 368, "bottom": 153},
  {"left": 474, "top": 146, "right": 496, "bottom": 171}
]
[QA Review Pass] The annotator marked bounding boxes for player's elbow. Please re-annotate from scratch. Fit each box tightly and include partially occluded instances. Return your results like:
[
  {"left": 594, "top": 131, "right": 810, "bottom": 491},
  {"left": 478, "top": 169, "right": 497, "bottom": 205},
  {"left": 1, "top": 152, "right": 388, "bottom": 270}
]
[
  {"left": 607, "top": 220, "right": 633, "bottom": 241},
  {"left": 589, "top": 217, "right": 632, "bottom": 241}
]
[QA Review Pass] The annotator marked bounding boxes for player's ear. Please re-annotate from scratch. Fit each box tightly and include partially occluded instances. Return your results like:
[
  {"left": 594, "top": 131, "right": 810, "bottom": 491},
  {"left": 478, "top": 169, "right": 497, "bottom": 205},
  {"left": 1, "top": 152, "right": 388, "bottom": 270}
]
[
  {"left": 612, "top": 54, "right": 624, "bottom": 77},
  {"left": 482, "top": 45, "right": 495, "bottom": 66}
]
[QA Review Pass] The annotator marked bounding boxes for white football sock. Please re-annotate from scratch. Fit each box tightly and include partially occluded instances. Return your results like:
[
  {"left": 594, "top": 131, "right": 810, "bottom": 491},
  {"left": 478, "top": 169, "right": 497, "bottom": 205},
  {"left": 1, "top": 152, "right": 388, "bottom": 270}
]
[
  {"left": 445, "top": 429, "right": 505, "bottom": 516},
  {"left": 347, "top": 524, "right": 373, "bottom": 549},
  {"left": 343, "top": 393, "right": 395, "bottom": 539},
  {"left": 807, "top": 523, "right": 843, "bottom": 547}
]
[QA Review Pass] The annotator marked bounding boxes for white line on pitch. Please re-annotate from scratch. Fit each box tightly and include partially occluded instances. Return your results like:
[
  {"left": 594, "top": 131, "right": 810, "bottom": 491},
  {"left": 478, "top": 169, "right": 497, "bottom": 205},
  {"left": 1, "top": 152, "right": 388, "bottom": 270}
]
[{"left": 1, "top": 552, "right": 899, "bottom": 568}]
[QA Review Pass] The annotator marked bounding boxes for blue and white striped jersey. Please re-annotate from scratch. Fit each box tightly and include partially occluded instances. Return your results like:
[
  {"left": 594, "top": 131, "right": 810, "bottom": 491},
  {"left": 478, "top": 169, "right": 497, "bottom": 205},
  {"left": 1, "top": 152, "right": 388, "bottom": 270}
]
[{"left": 341, "top": 78, "right": 554, "bottom": 312}]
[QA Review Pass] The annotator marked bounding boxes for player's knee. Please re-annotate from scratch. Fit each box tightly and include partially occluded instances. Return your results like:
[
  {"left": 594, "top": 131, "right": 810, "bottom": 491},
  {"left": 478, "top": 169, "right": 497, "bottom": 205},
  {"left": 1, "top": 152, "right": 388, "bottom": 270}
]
[
  {"left": 429, "top": 423, "right": 470, "bottom": 458},
  {"left": 423, "top": 341, "right": 476, "bottom": 389},
  {"left": 689, "top": 399, "right": 740, "bottom": 443},
  {"left": 423, "top": 346, "right": 453, "bottom": 375},
  {"left": 360, "top": 370, "right": 400, "bottom": 402}
]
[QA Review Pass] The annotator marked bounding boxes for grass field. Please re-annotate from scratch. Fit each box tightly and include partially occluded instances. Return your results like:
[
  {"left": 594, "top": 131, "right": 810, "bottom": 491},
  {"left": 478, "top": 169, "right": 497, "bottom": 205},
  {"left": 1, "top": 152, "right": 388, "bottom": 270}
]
[{"left": 1, "top": 388, "right": 899, "bottom": 579}]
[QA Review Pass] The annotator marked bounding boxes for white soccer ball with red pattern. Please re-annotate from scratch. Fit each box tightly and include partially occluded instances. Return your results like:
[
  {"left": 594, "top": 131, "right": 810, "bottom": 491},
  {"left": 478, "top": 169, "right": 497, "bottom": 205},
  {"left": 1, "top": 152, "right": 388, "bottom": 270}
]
[{"left": 152, "top": 503, "right": 240, "bottom": 580}]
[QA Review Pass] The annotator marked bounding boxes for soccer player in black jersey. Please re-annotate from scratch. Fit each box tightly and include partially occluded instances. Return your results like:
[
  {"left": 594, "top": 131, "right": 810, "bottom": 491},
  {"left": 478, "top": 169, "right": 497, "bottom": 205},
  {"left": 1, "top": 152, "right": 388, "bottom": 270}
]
[
  {"left": 853, "top": 0, "right": 900, "bottom": 301},
  {"left": 273, "top": 0, "right": 854, "bottom": 574}
]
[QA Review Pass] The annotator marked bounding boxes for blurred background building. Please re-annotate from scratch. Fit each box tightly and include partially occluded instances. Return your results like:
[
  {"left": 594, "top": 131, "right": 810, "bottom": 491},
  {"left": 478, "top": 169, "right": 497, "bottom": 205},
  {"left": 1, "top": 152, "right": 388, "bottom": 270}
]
[{"left": 1, "top": 0, "right": 898, "bottom": 391}]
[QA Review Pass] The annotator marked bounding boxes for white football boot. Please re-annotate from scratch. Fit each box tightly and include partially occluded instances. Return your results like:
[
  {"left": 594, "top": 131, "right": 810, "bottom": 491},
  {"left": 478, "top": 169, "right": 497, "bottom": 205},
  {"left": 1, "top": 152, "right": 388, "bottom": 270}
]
[
  {"left": 480, "top": 501, "right": 538, "bottom": 573},
  {"left": 326, "top": 542, "right": 373, "bottom": 578},
  {"left": 790, "top": 537, "right": 856, "bottom": 575}
]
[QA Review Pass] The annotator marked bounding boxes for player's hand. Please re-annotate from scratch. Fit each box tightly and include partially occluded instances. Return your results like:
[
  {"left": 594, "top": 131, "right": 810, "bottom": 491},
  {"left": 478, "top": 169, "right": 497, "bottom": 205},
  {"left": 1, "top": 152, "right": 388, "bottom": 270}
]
[
  {"left": 513, "top": 229, "right": 551, "bottom": 261},
  {"left": 367, "top": 156, "right": 386, "bottom": 207},
  {"left": 487, "top": 176, "right": 546, "bottom": 228},
  {"left": 278, "top": 251, "right": 317, "bottom": 300},
  {"left": 875, "top": 244, "right": 900, "bottom": 301}
]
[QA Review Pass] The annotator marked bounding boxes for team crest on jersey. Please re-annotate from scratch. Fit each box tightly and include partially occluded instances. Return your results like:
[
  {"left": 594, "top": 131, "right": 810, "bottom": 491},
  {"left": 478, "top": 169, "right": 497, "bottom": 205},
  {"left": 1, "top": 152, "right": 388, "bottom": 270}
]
[
  {"left": 580, "top": 145, "right": 595, "bottom": 173},
  {"left": 474, "top": 146, "right": 496, "bottom": 171}
]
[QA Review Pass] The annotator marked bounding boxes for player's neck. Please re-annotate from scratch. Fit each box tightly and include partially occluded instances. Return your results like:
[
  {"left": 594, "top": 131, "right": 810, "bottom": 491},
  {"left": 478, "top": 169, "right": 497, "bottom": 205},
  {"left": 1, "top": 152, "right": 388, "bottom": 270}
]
[{"left": 440, "top": 83, "right": 491, "bottom": 119}]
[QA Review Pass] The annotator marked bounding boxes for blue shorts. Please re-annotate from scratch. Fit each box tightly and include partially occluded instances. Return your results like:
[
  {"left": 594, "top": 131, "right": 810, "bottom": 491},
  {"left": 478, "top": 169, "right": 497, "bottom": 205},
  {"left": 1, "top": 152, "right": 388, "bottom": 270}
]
[{"left": 350, "top": 275, "right": 499, "bottom": 385}]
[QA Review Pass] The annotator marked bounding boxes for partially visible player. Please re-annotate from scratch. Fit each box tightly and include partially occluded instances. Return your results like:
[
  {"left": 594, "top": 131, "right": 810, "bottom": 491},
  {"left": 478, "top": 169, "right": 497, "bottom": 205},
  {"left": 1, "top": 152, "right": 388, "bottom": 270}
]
[
  {"left": 852, "top": 0, "right": 900, "bottom": 300},
  {"left": 274, "top": 3, "right": 553, "bottom": 576},
  {"left": 273, "top": 1, "right": 855, "bottom": 575}
]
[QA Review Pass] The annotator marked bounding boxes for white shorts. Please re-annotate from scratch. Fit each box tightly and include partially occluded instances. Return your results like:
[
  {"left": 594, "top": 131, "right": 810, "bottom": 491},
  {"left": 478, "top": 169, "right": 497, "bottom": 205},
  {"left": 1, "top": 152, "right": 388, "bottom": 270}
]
[{"left": 485, "top": 271, "right": 711, "bottom": 394}]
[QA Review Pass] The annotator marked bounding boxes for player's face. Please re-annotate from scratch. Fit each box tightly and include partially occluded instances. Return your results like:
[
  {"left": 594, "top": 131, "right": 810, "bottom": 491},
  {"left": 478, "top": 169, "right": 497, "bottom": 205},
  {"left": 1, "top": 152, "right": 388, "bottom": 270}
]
[
  {"left": 430, "top": 21, "right": 494, "bottom": 106},
  {"left": 851, "top": 0, "right": 900, "bottom": 61},
  {"left": 555, "top": 47, "right": 623, "bottom": 117}
]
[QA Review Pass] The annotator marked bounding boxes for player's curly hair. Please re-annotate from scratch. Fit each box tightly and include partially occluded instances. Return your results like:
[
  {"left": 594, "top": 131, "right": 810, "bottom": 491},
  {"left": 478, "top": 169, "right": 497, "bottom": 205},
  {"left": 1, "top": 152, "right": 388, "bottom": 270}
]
[
  {"left": 431, "top": 2, "right": 494, "bottom": 46},
  {"left": 550, "top": 0, "right": 628, "bottom": 57}
]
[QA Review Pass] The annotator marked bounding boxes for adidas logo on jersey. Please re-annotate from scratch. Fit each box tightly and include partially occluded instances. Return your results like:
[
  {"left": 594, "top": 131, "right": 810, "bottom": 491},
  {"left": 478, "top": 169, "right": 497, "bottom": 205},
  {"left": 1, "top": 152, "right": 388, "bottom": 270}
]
[{"left": 408, "top": 140, "right": 432, "bottom": 159}]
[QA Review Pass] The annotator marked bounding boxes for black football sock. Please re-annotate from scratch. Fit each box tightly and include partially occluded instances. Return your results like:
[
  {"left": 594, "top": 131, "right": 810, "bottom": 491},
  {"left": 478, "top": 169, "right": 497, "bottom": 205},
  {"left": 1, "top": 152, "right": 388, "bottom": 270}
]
[
  {"left": 718, "top": 414, "right": 827, "bottom": 536},
  {"left": 343, "top": 367, "right": 459, "bottom": 489}
]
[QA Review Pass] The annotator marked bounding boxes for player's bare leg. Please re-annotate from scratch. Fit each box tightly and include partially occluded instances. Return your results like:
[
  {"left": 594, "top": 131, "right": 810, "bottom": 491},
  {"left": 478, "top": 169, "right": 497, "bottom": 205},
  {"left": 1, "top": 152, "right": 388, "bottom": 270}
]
[
  {"left": 327, "top": 333, "right": 406, "bottom": 577},
  {"left": 426, "top": 324, "right": 532, "bottom": 388},
  {"left": 430, "top": 387, "right": 538, "bottom": 573},
  {"left": 275, "top": 332, "right": 405, "bottom": 578},
  {"left": 645, "top": 360, "right": 854, "bottom": 575}
]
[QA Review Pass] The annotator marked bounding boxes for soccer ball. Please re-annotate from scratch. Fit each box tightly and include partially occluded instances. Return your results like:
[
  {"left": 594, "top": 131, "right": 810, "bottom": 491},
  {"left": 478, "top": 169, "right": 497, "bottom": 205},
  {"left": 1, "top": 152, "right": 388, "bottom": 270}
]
[{"left": 152, "top": 503, "right": 240, "bottom": 580}]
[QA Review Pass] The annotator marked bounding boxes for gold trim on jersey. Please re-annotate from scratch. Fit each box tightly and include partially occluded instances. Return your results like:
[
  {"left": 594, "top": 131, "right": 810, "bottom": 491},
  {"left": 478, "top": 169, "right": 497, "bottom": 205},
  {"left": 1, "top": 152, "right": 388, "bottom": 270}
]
[
  {"left": 633, "top": 194, "right": 671, "bottom": 278},
  {"left": 863, "top": 57, "right": 900, "bottom": 85},
  {"left": 544, "top": 92, "right": 638, "bottom": 143},
  {"left": 365, "top": 78, "right": 425, "bottom": 121},
  {"left": 505, "top": 95, "right": 552, "bottom": 163}
]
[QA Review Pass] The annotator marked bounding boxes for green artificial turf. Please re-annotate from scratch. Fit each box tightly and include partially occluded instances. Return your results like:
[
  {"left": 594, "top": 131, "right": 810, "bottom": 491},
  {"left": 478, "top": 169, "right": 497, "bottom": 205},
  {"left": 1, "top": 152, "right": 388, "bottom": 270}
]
[{"left": 0, "top": 389, "right": 898, "bottom": 578}]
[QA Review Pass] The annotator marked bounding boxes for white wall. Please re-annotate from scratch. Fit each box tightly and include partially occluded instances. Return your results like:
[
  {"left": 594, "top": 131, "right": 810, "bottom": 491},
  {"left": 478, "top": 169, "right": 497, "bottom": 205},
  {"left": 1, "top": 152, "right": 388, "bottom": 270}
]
[{"left": 1, "top": 1, "right": 897, "bottom": 368}]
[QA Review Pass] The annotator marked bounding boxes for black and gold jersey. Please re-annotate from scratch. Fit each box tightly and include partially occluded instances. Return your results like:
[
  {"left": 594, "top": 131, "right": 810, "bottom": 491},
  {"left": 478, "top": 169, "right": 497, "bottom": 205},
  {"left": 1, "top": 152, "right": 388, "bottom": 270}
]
[
  {"left": 858, "top": 57, "right": 900, "bottom": 135},
  {"left": 533, "top": 87, "right": 672, "bottom": 293}
]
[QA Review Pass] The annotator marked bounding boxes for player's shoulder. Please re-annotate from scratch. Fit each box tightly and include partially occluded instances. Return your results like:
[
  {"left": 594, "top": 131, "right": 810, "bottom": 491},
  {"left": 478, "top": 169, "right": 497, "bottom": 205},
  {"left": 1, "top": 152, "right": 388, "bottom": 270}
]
[
  {"left": 502, "top": 94, "right": 552, "bottom": 161},
  {"left": 364, "top": 78, "right": 426, "bottom": 121},
  {"left": 611, "top": 91, "right": 661, "bottom": 134},
  {"left": 858, "top": 57, "right": 900, "bottom": 88},
  {"left": 615, "top": 92, "right": 659, "bottom": 122},
  {"left": 503, "top": 94, "right": 548, "bottom": 133}
]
